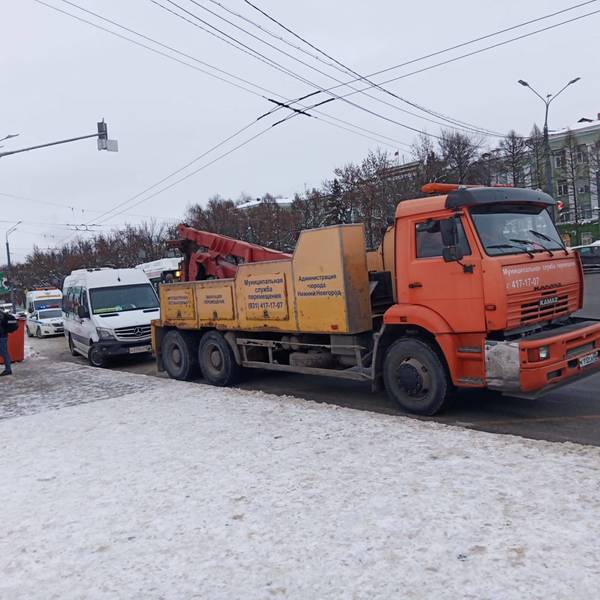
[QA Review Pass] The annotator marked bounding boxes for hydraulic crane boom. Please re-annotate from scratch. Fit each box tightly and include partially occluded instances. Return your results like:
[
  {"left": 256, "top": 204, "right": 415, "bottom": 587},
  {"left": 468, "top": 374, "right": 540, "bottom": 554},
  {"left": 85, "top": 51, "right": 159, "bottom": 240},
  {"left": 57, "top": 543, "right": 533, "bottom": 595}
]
[{"left": 172, "top": 224, "right": 291, "bottom": 281}]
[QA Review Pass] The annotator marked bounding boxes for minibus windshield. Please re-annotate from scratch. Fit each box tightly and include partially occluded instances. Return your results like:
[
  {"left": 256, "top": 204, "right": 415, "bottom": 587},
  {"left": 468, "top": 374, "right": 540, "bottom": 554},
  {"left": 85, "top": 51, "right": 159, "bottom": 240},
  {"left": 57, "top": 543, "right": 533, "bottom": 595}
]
[{"left": 89, "top": 284, "right": 159, "bottom": 315}]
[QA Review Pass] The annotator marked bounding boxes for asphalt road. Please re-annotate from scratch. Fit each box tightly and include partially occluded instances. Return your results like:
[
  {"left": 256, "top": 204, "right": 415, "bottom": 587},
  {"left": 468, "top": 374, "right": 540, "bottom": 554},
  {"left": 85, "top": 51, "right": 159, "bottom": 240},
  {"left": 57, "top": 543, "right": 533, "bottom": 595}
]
[{"left": 28, "top": 273, "right": 600, "bottom": 446}]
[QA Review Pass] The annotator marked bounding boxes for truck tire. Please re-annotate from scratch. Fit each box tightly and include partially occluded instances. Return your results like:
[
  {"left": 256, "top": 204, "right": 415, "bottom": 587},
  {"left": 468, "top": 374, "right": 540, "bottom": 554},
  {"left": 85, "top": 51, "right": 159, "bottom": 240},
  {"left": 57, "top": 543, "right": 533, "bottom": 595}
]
[
  {"left": 383, "top": 338, "right": 449, "bottom": 416},
  {"left": 162, "top": 330, "right": 199, "bottom": 381},
  {"left": 198, "top": 331, "right": 241, "bottom": 386}
]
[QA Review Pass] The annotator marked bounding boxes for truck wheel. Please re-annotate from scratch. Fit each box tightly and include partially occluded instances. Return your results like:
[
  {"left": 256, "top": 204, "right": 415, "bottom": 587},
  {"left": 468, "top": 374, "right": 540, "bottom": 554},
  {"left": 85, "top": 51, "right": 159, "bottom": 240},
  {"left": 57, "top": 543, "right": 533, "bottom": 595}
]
[
  {"left": 88, "top": 344, "right": 107, "bottom": 368},
  {"left": 383, "top": 338, "right": 449, "bottom": 416},
  {"left": 162, "top": 330, "right": 199, "bottom": 381},
  {"left": 198, "top": 331, "right": 241, "bottom": 386}
]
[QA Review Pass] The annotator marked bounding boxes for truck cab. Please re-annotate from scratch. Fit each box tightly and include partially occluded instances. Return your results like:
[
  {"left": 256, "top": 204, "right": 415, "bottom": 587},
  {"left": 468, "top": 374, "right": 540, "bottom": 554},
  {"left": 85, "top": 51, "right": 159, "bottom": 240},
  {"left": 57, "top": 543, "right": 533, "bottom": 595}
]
[{"left": 381, "top": 185, "right": 599, "bottom": 412}]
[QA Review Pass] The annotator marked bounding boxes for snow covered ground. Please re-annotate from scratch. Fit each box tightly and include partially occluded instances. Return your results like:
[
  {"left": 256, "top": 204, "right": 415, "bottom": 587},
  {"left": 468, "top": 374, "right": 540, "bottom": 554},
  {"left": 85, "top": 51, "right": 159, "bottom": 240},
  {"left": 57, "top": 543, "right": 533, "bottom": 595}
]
[{"left": 1, "top": 360, "right": 600, "bottom": 599}]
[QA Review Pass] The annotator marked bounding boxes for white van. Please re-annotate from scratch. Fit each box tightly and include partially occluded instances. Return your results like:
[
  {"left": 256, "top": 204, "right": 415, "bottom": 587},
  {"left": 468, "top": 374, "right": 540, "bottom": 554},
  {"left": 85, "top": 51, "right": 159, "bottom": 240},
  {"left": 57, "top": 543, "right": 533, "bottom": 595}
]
[
  {"left": 62, "top": 268, "right": 160, "bottom": 367},
  {"left": 26, "top": 289, "right": 63, "bottom": 314},
  {"left": 135, "top": 257, "right": 182, "bottom": 289}
]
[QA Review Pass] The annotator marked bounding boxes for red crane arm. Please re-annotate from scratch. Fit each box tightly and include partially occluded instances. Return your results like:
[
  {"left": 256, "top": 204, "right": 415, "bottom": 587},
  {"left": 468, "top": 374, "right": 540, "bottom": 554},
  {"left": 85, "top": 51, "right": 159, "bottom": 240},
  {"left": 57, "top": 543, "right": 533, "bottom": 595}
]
[{"left": 175, "top": 224, "right": 291, "bottom": 281}]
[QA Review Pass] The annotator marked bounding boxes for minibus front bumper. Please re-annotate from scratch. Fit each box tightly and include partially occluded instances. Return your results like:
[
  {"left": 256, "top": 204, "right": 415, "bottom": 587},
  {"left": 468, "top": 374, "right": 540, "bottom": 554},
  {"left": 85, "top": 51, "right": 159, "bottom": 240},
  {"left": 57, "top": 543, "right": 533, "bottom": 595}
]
[{"left": 95, "top": 338, "right": 153, "bottom": 357}]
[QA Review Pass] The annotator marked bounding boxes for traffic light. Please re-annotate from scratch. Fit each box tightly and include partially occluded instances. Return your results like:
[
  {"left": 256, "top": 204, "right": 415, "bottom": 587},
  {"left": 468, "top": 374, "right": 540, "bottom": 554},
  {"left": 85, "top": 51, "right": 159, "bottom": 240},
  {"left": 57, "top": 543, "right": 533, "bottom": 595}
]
[
  {"left": 97, "top": 120, "right": 108, "bottom": 140},
  {"left": 97, "top": 119, "right": 118, "bottom": 152}
]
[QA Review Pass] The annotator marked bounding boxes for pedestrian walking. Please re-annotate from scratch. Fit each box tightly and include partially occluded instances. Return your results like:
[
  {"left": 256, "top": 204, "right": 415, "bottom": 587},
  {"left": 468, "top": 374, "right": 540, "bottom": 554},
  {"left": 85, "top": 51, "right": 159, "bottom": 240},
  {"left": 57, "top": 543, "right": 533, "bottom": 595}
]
[{"left": 0, "top": 310, "right": 14, "bottom": 376}]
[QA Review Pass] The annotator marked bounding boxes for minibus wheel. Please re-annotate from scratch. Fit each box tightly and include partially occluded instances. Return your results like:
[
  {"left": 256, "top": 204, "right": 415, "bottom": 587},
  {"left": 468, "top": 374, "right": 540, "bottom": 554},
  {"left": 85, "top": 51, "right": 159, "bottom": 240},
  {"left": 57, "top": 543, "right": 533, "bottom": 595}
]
[{"left": 88, "top": 344, "right": 107, "bottom": 368}]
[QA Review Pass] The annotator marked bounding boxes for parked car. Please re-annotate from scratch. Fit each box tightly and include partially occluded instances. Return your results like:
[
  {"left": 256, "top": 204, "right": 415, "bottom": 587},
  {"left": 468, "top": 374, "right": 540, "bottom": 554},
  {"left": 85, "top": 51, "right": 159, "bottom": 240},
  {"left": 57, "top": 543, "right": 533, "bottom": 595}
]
[
  {"left": 26, "top": 308, "right": 64, "bottom": 338},
  {"left": 572, "top": 241, "right": 600, "bottom": 272}
]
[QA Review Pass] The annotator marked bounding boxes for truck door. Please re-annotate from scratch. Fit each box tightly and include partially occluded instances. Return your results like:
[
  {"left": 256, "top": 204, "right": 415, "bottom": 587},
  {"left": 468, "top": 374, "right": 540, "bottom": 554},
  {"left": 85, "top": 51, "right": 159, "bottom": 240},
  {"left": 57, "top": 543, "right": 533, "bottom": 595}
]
[{"left": 402, "top": 216, "right": 486, "bottom": 332}]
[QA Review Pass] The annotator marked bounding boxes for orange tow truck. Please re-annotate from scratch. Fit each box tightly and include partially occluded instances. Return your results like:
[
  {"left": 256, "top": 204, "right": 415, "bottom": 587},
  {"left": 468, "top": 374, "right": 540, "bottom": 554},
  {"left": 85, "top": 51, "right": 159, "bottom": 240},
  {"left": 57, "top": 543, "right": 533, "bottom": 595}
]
[{"left": 152, "top": 184, "right": 600, "bottom": 415}]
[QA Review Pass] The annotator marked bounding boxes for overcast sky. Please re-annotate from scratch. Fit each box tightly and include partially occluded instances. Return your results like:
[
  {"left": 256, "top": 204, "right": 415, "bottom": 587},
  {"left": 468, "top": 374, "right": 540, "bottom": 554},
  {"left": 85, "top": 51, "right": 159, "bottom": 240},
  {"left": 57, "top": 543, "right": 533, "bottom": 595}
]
[{"left": 3, "top": 0, "right": 600, "bottom": 261}]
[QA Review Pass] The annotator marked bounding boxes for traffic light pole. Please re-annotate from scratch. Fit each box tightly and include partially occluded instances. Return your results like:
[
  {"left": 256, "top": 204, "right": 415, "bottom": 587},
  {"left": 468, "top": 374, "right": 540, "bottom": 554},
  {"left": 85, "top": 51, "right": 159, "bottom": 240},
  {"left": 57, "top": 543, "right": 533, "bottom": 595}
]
[
  {"left": 0, "top": 121, "right": 117, "bottom": 159},
  {"left": 0, "top": 133, "right": 99, "bottom": 158}
]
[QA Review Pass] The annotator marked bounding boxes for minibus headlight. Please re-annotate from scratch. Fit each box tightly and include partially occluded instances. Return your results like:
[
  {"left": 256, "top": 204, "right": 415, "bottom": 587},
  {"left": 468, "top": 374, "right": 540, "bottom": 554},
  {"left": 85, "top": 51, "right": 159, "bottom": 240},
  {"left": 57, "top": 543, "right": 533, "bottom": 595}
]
[{"left": 97, "top": 327, "right": 116, "bottom": 340}]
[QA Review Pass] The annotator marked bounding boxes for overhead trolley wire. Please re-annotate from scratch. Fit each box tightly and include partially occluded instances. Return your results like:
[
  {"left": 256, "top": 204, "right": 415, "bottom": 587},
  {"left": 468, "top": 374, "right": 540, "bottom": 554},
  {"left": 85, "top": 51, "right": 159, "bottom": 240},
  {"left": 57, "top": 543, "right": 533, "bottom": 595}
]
[
  {"left": 218, "top": 0, "right": 500, "bottom": 136},
  {"left": 37, "top": 0, "right": 409, "bottom": 153}
]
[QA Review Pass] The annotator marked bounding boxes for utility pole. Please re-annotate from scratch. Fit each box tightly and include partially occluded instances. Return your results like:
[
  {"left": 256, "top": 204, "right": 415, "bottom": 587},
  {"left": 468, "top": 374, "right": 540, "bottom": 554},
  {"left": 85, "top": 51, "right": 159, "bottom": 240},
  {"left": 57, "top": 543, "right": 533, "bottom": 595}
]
[
  {"left": 0, "top": 120, "right": 117, "bottom": 159},
  {"left": 5, "top": 221, "right": 21, "bottom": 309},
  {"left": 517, "top": 78, "right": 580, "bottom": 201}
]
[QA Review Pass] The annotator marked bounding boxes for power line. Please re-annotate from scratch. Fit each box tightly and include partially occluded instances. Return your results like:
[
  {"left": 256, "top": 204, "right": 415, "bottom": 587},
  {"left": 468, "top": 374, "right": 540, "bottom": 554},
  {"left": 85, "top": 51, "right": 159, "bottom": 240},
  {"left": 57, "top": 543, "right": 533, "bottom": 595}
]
[
  {"left": 154, "top": 0, "right": 445, "bottom": 140},
  {"left": 346, "top": 6, "right": 600, "bottom": 94},
  {"left": 34, "top": 0, "right": 411, "bottom": 243},
  {"left": 98, "top": 122, "right": 284, "bottom": 224},
  {"left": 280, "top": 0, "right": 598, "bottom": 100},
  {"left": 0, "top": 191, "right": 172, "bottom": 219},
  {"left": 35, "top": 0, "right": 273, "bottom": 98},
  {"left": 37, "top": 0, "right": 410, "bottom": 152},
  {"left": 231, "top": 0, "right": 501, "bottom": 136}
]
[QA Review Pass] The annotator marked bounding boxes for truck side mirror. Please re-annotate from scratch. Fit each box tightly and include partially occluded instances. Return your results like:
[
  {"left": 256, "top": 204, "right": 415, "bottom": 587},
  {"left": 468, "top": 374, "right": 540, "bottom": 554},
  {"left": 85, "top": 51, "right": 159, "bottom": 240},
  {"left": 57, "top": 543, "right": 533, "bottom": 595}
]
[
  {"left": 440, "top": 217, "right": 464, "bottom": 263},
  {"left": 440, "top": 217, "right": 458, "bottom": 246},
  {"left": 77, "top": 305, "right": 90, "bottom": 319},
  {"left": 442, "top": 246, "right": 464, "bottom": 262}
]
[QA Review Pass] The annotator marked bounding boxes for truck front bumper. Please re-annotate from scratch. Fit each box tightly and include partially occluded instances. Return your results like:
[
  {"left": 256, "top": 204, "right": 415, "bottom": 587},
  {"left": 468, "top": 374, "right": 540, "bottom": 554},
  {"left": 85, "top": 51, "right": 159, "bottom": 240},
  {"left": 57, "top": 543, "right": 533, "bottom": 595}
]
[{"left": 485, "top": 319, "right": 600, "bottom": 397}]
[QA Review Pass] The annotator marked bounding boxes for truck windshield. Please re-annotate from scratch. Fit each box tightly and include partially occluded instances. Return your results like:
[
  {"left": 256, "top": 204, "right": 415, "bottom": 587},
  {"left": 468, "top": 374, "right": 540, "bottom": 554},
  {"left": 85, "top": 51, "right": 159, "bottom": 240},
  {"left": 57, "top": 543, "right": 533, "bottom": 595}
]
[
  {"left": 39, "top": 309, "right": 62, "bottom": 319},
  {"left": 89, "top": 284, "right": 159, "bottom": 315},
  {"left": 470, "top": 204, "right": 564, "bottom": 256}
]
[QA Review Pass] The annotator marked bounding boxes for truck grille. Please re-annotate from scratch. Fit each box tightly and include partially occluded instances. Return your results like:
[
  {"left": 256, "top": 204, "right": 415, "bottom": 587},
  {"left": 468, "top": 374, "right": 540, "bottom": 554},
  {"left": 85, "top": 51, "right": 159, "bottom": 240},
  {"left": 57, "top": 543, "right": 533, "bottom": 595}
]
[
  {"left": 114, "top": 325, "right": 151, "bottom": 341},
  {"left": 506, "top": 283, "right": 580, "bottom": 329}
]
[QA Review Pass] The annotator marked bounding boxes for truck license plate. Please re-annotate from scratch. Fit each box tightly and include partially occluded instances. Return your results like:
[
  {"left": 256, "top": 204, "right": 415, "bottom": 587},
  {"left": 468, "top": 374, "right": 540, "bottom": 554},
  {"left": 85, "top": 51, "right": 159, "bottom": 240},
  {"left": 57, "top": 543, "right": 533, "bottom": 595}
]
[
  {"left": 129, "top": 345, "right": 152, "bottom": 354},
  {"left": 579, "top": 352, "right": 599, "bottom": 368}
]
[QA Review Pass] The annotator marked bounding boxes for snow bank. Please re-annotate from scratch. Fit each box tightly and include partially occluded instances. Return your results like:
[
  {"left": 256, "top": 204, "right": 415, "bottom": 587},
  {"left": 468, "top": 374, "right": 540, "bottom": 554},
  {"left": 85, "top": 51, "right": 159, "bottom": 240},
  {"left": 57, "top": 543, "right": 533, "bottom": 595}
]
[{"left": 1, "top": 364, "right": 599, "bottom": 599}]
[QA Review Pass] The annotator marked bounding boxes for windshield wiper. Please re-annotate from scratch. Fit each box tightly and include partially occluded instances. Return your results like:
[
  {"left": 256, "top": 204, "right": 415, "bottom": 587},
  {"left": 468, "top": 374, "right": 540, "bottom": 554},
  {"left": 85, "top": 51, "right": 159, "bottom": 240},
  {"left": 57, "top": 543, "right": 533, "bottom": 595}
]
[
  {"left": 510, "top": 238, "right": 553, "bottom": 257},
  {"left": 487, "top": 243, "right": 534, "bottom": 258},
  {"left": 529, "top": 229, "right": 569, "bottom": 255}
]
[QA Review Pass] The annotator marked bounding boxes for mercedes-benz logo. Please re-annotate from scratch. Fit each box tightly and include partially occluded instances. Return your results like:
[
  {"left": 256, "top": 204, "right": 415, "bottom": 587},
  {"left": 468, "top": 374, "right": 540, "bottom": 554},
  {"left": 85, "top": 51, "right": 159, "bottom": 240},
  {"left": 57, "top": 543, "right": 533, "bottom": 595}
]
[{"left": 134, "top": 327, "right": 144, "bottom": 337}]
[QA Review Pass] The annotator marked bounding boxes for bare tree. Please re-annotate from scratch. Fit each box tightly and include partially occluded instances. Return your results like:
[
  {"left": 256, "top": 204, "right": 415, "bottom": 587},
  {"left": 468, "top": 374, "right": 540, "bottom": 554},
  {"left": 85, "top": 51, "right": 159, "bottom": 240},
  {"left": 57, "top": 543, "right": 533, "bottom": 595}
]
[
  {"left": 438, "top": 131, "right": 483, "bottom": 183},
  {"left": 500, "top": 130, "right": 528, "bottom": 187}
]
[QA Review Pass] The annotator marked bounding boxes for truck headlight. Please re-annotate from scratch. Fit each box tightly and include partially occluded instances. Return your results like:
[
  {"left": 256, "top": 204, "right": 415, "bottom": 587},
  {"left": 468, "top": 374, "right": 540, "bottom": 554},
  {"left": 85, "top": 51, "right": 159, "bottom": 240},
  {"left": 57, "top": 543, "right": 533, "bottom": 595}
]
[
  {"left": 527, "top": 345, "right": 550, "bottom": 362},
  {"left": 97, "top": 328, "right": 116, "bottom": 340},
  {"left": 539, "top": 346, "right": 550, "bottom": 360}
]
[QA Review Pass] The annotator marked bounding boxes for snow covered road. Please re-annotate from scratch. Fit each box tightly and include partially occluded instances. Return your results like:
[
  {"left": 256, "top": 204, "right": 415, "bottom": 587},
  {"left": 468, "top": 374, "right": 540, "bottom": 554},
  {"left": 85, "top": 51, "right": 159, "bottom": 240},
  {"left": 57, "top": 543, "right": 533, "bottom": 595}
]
[{"left": 1, "top": 360, "right": 600, "bottom": 599}]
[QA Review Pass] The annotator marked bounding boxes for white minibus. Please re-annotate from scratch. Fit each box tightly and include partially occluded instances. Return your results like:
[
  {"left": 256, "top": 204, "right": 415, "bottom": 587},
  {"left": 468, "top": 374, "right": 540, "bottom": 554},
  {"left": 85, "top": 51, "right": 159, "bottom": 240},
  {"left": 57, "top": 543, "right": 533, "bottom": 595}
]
[{"left": 62, "top": 267, "right": 160, "bottom": 367}]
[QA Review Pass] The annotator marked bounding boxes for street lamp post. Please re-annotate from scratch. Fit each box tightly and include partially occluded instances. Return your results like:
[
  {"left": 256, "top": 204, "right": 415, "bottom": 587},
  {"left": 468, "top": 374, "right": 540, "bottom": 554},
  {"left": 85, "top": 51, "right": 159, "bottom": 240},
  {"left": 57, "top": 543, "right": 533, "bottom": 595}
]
[
  {"left": 5, "top": 221, "right": 22, "bottom": 309},
  {"left": 517, "top": 78, "right": 580, "bottom": 202}
]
